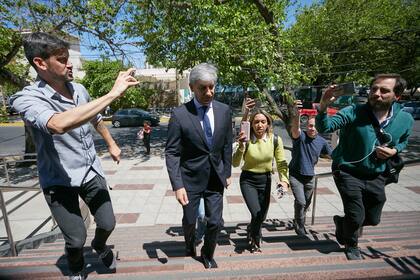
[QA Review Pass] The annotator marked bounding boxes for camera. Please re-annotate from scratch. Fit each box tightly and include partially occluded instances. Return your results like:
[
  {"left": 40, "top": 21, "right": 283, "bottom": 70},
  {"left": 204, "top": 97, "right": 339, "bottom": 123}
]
[{"left": 129, "top": 69, "right": 136, "bottom": 77}]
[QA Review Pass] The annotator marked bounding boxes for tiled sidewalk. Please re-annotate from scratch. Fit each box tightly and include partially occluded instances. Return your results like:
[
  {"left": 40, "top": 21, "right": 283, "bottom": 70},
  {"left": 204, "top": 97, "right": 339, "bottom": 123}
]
[
  {"left": 99, "top": 151, "right": 420, "bottom": 229},
  {"left": 2, "top": 151, "right": 420, "bottom": 243}
]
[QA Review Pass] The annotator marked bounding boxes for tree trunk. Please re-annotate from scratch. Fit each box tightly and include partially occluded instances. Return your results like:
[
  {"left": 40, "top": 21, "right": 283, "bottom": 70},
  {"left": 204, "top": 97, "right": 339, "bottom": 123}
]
[{"left": 16, "top": 125, "right": 36, "bottom": 167}]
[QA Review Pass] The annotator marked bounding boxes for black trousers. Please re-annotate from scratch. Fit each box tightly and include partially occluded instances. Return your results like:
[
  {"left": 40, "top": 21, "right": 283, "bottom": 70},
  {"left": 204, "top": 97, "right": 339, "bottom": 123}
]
[
  {"left": 333, "top": 169, "right": 386, "bottom": 247},
  {"left": 182, "top": 188, "right": 223, "bottom": 259},
  {"left": 43, "top": 175, "right": 116, "bottom": 273},
  {"left": 240, "top": 171, "right": 271, "bottom": 241},
  {"left": 143, "top": 132, "right": 151, "bottom": 154}
]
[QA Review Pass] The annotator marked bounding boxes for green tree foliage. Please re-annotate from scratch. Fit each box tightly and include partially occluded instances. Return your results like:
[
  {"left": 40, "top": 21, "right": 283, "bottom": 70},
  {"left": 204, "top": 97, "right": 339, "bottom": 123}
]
[
  {"left": 0, "top": 0, "right": 139, "bottom": 155},
  {"left": 125, "top": 0, "right": 304, "bottom": 122},
  {"left": 288, "top": 0, "right": 420, "bottom": 88},
  {"left": 0, "top": 0, "right": 135, "bottom": 89},
  {"left": 81, "top": 60, "right": 155, "bottom": 111},
  {"left": 0, "top": 26, "right": 29, "bottom": 94}
]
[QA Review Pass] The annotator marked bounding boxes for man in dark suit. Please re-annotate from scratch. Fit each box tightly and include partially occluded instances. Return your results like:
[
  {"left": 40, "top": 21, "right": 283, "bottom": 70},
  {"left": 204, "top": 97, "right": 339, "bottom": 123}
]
[{"left": 165, "top": 63, "right": 232, "bottom": 269}]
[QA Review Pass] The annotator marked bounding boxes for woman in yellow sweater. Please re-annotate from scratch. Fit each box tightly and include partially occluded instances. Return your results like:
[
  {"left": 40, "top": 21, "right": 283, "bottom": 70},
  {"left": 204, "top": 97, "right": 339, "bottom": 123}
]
[{"left": 233, "top": 109, "right": 289, "bottom": 252}]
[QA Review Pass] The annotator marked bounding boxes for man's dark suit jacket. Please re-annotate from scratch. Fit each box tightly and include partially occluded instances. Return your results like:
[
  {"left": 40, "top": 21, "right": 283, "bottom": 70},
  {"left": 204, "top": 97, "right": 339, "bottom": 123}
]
[{"left": 165, "top": 99, "right": 232, "bottom": 193}]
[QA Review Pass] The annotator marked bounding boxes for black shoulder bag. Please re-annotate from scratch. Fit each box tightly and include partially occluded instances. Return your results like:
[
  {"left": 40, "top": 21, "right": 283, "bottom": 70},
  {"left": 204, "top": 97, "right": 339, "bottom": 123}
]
[{"left": 370, "top": 114, "right": 404, "bottom": 185}]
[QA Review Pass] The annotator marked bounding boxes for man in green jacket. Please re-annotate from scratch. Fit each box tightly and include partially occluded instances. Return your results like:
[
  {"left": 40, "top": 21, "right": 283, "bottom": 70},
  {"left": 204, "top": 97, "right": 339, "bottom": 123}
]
[{"left": 316, "top": 74, "right": 413, "bottom": 260}]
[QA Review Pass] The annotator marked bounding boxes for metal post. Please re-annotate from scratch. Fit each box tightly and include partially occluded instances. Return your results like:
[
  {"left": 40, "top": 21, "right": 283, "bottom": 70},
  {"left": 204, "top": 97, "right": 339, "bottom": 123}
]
[
  {"left": 0, "top": 189, "right": 17, "bottom": 256},
  {"left": 3, "top": 158, "right": 10, "bottom": 186},
  {"left": 311, "top": 176, "right": 318, "bottom": 225}
]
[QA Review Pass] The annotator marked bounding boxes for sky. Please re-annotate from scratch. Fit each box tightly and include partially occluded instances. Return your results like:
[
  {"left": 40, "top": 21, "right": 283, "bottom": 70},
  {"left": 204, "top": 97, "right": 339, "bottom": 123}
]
[{"left": 79, "top": 0, "right": 315, "bottom": 69}]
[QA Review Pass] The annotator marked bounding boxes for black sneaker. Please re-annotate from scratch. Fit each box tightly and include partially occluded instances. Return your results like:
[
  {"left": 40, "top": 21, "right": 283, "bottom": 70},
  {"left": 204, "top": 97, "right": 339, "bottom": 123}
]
[
  {"left": 294, "top": 220, "right": 308, "bottom": 236},
  {"left": 345, "top": 245, "right": 362, "bottom": 260},
  {"left": 249, "top": 238, "right": 262, "bottom": 253},
  {"left": 295, "top": 225, "right": 308, "bottom": 236},
  {"left": 91, "top": 240, "right": 117, "bottom": 270},
  {"left": 333, "top": 215, "right": 345, "bottom": 245}
]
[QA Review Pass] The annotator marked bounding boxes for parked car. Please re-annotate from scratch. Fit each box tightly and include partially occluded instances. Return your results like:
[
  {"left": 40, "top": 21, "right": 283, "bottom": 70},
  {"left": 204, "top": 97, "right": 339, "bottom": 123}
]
[
  {"left": 299, "top": 103, "right": 338, "bottom": 124},
  {"left": 111, "top": 108, "right": 160, "bottom": 127},
  {"left": 401, "top": 101, "right": 420, "bottom": 120}
]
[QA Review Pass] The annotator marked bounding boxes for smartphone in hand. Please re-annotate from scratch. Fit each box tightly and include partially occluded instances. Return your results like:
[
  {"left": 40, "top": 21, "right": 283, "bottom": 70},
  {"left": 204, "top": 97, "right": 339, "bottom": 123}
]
[
  {"left": 129, "top": 69, "right": 137, "bottom": 77},
  {"left": 333, "top": 82, "right": 355, "bottom": 97},
  {"left": 241, "top": 121, "right": 250, "bottom": 142}
]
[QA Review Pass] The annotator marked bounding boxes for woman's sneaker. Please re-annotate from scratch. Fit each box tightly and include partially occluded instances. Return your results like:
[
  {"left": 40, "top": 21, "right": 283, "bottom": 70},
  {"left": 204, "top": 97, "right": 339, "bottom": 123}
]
[
  {"left": 91, "top": 240, "right": 117, "bottom": 270},
  {"left": 69, "top": 271, "right": 85, "bottom": 280}
]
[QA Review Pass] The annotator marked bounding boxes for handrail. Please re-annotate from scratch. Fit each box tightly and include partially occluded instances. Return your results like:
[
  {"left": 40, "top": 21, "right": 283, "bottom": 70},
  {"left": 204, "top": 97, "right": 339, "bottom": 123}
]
[
  {"left": 0, "top": 153, "right": 95, "bottom": 257},
  {"left": 310, "top": 158, "right": 420, "bottom": 225},
  {"left": 0, "top": 153, "right": 43, "bottom": 256},
  {"left": 0, "top": 153, "right": 37, "bottom": 161}
]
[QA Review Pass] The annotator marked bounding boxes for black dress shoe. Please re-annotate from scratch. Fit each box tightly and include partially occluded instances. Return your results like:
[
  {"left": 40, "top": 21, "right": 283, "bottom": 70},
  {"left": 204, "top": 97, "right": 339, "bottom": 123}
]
[
  {"left": 185, "top": 244, "right": 197, "bottom": 257},
  {"left": 201, "top": 254, "right": 218, "bottom": 269}
]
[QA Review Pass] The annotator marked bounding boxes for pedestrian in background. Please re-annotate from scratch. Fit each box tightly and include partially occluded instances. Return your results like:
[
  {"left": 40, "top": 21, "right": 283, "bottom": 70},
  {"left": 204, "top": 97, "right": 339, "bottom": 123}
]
[
  {"left": 143, "top": 120, "right": 152, "bottom": 155},
  {"left": 195, "top": 197, "right": 206, "bottom": 245}
]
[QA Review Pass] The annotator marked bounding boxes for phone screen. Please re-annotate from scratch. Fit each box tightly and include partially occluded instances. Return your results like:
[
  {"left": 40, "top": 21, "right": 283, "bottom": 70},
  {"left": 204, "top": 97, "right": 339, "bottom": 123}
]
[
  {"left": 240, "top": 121, "right": 250, "bottom": 142},
  {"left": 333, "top": 82, "right": 355, "bottom": 97}
]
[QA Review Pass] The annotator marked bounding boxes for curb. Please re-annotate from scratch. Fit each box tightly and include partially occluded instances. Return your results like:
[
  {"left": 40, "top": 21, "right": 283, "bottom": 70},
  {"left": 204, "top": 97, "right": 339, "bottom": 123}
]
[{"left": 0, "top": 122, "right": 24, "bottom": 127}]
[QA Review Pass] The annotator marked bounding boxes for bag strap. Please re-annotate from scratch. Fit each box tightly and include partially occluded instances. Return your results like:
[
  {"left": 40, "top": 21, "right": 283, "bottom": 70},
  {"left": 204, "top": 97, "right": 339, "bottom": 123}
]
[
  {"left": 367, "top": 107, "right": 390, "bottom": 146},
  {"left": 272, "top": 133, "right": 278, "bottom": 174}
]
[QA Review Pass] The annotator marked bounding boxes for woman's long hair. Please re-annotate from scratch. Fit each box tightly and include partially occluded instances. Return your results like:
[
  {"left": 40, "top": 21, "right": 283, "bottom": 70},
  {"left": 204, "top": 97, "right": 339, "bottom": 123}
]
[{"left": 248, "top": 109, "right": 273, "bottom": 139}]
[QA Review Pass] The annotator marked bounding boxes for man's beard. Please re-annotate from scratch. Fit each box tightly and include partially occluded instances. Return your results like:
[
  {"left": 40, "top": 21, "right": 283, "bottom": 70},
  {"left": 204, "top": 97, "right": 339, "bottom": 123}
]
[{"left": 368, "top": 96, "right": 394, "bottom": 111}]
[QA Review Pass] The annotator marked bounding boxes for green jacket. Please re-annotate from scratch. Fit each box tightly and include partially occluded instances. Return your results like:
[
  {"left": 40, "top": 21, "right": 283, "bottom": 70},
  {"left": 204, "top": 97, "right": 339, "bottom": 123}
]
[{"left": 316, "top": 102, "right": 413, "bottom": 176}]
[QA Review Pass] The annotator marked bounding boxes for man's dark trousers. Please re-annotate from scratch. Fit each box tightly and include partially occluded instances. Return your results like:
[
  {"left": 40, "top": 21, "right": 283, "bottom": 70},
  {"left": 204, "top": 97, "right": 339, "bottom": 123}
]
[
  {"left": 333, "top": 170, "right": 386, "bottom": 246},
  {"left": 182, "top": 168, "right": 223, "bottom": 259}
]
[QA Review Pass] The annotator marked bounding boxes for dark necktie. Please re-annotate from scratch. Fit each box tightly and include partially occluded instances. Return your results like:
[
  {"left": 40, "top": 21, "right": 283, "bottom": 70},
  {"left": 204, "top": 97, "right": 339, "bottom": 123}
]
[{"left": 200, "top": 106, "right": 213, "bottom": 147}]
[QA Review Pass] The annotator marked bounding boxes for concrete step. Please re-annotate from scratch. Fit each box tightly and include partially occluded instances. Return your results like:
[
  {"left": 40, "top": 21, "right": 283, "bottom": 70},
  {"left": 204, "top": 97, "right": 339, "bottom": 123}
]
[{"left": 0, "top": 211, "right": 419, "bottom": 279}]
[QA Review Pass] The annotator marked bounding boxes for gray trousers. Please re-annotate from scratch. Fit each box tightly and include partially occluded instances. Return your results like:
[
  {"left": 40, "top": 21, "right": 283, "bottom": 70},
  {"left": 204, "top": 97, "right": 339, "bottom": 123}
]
[
  {"left": 43, "top": 175, "right": 116, "bottom": 273},
  {"left": 290, "top": 173, "right": 315, "bottom": 224}
]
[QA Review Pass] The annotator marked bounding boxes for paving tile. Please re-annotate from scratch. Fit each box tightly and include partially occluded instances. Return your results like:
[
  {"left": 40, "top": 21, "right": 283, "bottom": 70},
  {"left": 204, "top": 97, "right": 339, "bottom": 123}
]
[
  {"left": 406, "top": 186, "right": 420, "bottom": 194},
  {"left": 226, "top": 195, "right": 244, "bottom": 204},
  {"left": 104, "top": 170, "right": 117, "bottom": 175},
  {"left": 113, "top": 184, "right": 154, "bottom": 190},
  {"left": 130, "top": 166, "right": 163, "bottom": 170},
  {"left": 316, "top": 187, "right": 335, "bottom": 195},
  {"left": 115, "top": 213, "right": 140, "bottom": 224},
  {"left": 315, "top": 161, "right": 332, "bottom": 167},
  {"left": 270, "top": 195, "right": 277, "bottom": 203},
  {"left": 165, "top": 190, "right": 175, "bottom": 196}
]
